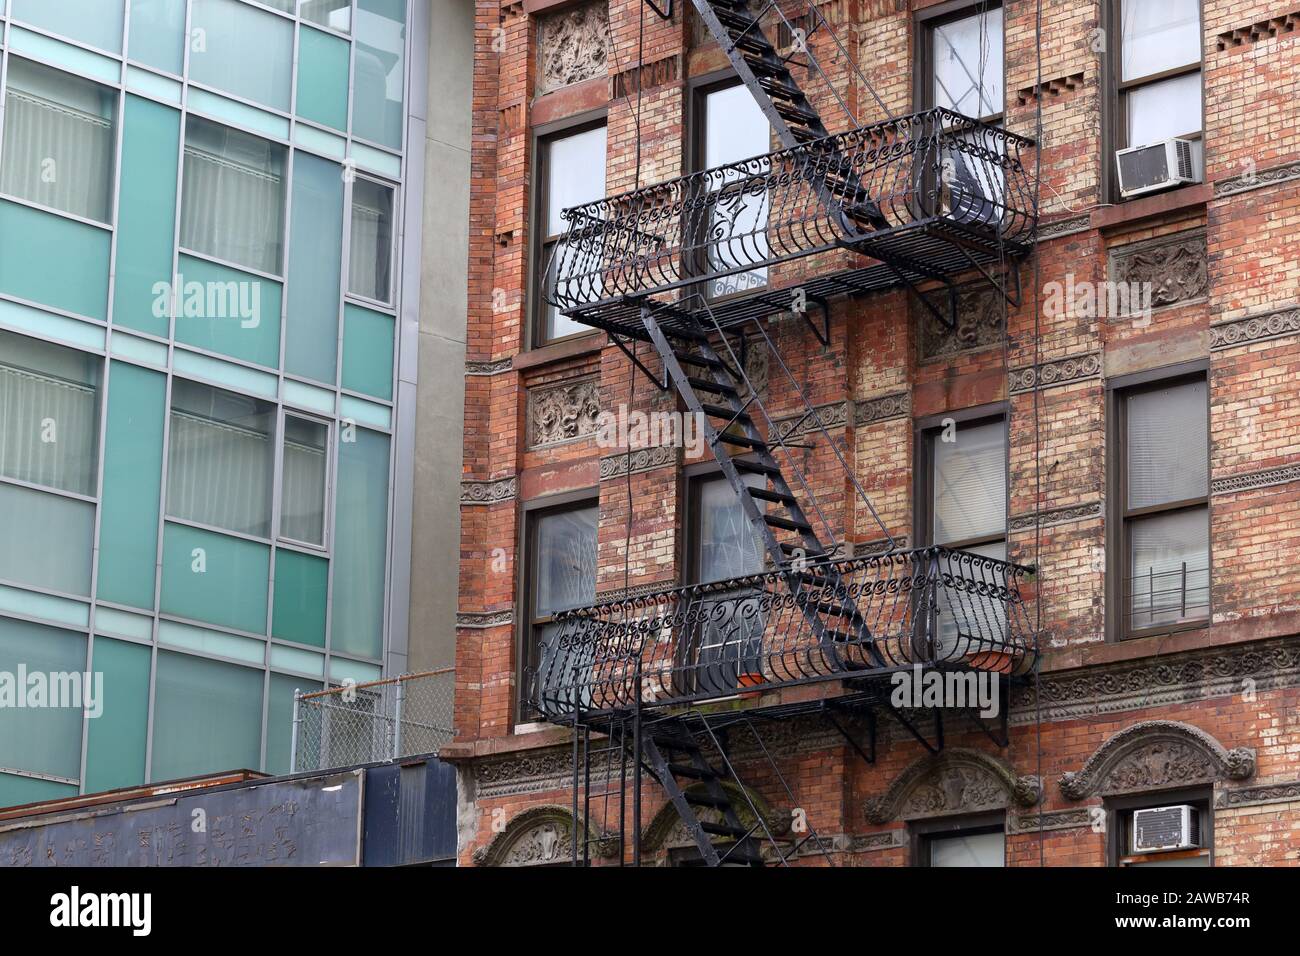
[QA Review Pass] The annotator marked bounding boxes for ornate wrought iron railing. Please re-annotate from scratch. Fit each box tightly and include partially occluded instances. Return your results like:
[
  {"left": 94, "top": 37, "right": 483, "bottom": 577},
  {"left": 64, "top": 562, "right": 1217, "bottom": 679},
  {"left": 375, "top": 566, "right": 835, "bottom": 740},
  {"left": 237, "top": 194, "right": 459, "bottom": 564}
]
[
  {"left": 526, "top": 547, "right": 1036, "bottom": 720},
  {"left": 545, "top": 108, "right": 1036, "bottom": 314}
]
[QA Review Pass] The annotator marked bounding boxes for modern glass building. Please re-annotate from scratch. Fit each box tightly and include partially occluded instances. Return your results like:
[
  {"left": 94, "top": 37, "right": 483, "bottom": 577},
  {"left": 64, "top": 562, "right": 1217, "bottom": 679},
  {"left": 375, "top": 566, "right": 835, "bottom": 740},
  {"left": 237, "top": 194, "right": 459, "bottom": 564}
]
[{"left": 0, "top": 0, "right": 464, "bottom": 807}]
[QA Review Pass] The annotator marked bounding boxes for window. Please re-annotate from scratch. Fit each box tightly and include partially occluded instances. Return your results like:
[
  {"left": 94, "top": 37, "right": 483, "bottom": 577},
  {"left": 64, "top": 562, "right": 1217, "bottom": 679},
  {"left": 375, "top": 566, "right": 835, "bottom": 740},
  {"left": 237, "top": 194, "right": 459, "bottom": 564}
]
[
  {"left": 349, "top": 178, "right": 395, "bottom": 303},
  {"left": 10, "top": 0, "right": 125, "bottom": 54},
  {"left": 1111, "top": 374, "right": 1209, "bottom": 638},
  {"left": 0, "top": 328, "right": 101, "bottom": 496},
  {"left": 533, "top": 122, "right": 606, "bottom": 345},
  {"left": 691, "top": 473, "right": 765, "bottom": 584},
  {"left": 1110, "top": 793, "right": 1212, "bottom": 866},
  {"left": 166, "top": 379, "right": 276, "bottom": 539},
  {"left": 300, "top": 0, "right": 353, "bottom": 32},
  {"left": 919, "top": 414, "right": 1007, "bottom": 654},
  {"left": 189, "top": 0, "right": 294, "bottom": 112},
  {"left": 353, "top": 0, "right": 407, "bottom": 149},
  {"left": 922, "top": 3, "right": 1004, "bottom": 122},
  {"left": 1114, "top": 0, "right": 1202, "bottom": 175},
  {"left": 915, "top": 818, "right": 1006, "bottom": 866},
  {"left": 0, "top": 59, "right": 117, "bottom": 223},
  {"left": 280, "top": 415, "right": 329, "bottom": 547},
  {"left": 180, "top": 116, "right": 287, "bottom": 275},
  {"left": 694, "top": 81, "right": 771, "bottom": 299},
  {"left": 523, "top": 500, "right": 599, "bottom": 710}
]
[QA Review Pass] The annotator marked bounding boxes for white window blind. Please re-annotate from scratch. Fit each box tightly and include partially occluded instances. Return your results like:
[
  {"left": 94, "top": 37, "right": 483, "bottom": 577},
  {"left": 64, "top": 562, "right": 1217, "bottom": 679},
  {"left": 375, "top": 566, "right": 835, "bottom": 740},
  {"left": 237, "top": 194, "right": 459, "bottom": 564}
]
[
  {"left": 1126, "top": 380, "right": 1207, "bottom": 509},
  {"left": 932, "top": 419, "right": 1006, "bottom": 545}
]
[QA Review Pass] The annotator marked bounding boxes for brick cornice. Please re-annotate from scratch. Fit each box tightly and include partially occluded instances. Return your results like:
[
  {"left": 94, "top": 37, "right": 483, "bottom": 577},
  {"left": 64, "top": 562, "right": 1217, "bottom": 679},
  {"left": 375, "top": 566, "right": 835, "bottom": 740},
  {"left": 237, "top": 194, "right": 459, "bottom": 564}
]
[
  {"left": 461, "top": 475, "right": 518, "bottom": 505},
  {"left": 1213, "top": 159, "right": 1300, "bottom": 199},
  {"left": 1008, "top": 351, "right": 1101, "bottom": 394},
  {"left": 1209, "top": 304, "right": 1300, "bottom": 351}
]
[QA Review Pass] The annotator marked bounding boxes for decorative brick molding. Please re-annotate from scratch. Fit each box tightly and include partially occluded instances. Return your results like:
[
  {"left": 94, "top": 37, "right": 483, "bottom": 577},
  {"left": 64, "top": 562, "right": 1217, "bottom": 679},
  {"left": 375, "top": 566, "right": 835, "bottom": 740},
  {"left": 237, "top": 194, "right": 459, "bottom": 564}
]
[
  {"left": 527, "top": 376, "right": 600, "bottom": 447},
  {"left": 1215, "top": 780, "right": 1300, "bottom": 810},
  {"left": 1214, "top": 160, "right": 1300, "bottom": 198},
  {"left": 854, "top": 536, "right": 907, "bottom": 557},
  {"left": 917, "top": 284, "right": 1005, "bottom": 361},
  {"left": 1107, "top": 230, "right": 1208, "bottom": 309},
  {"left": 1008, "top": 500, "right": 1102, "bottom": 531},
  {"left": 1035, "top": 214, "right": 1091, "bottom": 242},
  {"left": 864, "top": 748, "right": 1041, "bottom": 824},
  {"left": 1215, "top": 10, "right": 1300, "bottom": 52},
  {"left": 1011, "top": 635, "right": 1300, "bottom": 724},
  {"left": 848, "top": 830, "right": 907, "bottom": 852},
  {"left": 1008, "top": 352, "right": 1101, "bottom": 394},
  {"left": 599, "top": 445, "right": 677, "bottom": 480},
  {"left": 456, "top": 610, "right": 514, "bottom": 629},
  {"left": 1015, "top": 71, "right": 1084, "bottom": 106},
  {"left": 773, "top": 401, "right": 850, "bottom": 439},
  {"left": 1212, "top": 463, "right": 1300, "bottom": 496},
  {"left": 465, "top": 358, "right": 513, "bottom": 376},
  {"left": 594, "top": 579, "right": 677, "bottom": 602},
  {"left": 1058, "top": 721, "right": 1255, "bottom": 800},
  {"left": 461, "top": 475, "right": 518, "bottom": 505},
  {"left": 854, "top": 391, "right": 911, "bottom": 425},
  {"left": 1007, "top": 807, "right": 1093, "bottom": 834},
  {"left": 611, "top": 52, "right": 680, "bottom": 99},
  {"left": 1209, "top": 304, "right": 1300, "bottom": 351},
  {"left": 535, "top": 1, "right": 609, "bottom": 95}
]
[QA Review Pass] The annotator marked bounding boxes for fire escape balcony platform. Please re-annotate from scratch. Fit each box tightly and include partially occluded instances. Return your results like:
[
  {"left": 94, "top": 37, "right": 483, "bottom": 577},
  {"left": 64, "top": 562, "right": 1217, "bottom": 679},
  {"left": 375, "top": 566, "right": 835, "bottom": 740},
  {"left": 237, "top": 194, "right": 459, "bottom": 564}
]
[
  {"left": 546, "top": 109, "right": 1037, "bottom": 342},
  {"left": 526, "top": 546, "right": 1037, "bottom": 722}
]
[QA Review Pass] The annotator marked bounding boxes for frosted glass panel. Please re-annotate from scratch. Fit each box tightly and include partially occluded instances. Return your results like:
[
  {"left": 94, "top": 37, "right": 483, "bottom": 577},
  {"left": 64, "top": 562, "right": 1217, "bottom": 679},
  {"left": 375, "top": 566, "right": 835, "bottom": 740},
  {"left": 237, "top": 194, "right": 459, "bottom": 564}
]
[
  {"left": 280, "top": 417, "right": 328, "bottom": 545},
  {"left": 1126, "top": 380, "right": 1207, "bottom": 509},
  {"left": 1129, "top": 508, "right": 1209, "bottom": 628},
  {"left": 128, "top": 0, "right": 187, "bottom": 75},
  {"left": 11, "top": 0, "right": 125, "bottom": 54},
  {"left": 1127, "top": 72, "right": 1202, "bottom": 146},
  {"left": 332, "top": 428, "right": 389, "bottom": 659},
  {"left": 151, "top": 651, "right": 263, "bottom": 781},
  {"left": 189, "top": 0, "right": 293, "bottom": 112},
  {"left": 931, "top": 6, "right": 1004, "bottom": 117},
  {"left": 0, "top": 618, "right": 85, "bottom": 781},
  {"left": 353, "top": 0, "right": 407, "bottom": 149},
  {"left": 932, "top": 419, "right": 1006, "bottom": 545},
  {"left": 181, "top": 116, "right": 288, "bottom": 275},
  {"left": 0, "top": 485, "right": 95, "bottom": 596},
  {"left": 297, "top": 26, "right": 350, "bottom": 131},
  {"left": 160, "top": 523, "right": 270, "bottom": 634},
  {"left": 0, "top": 328, "right": 101, "bottom": 495},
  {"left": 84, "top": 637, "right": 151, "bottom": 793},
  {"left": 301, "top": 0, "right": 353, "bottom": 32},
  {"left": 930, "top": 830, "right": 1005, "bottom": 867},
  {"left": 285, "top": 153, "right": 344, "bottom": 382},
  {"left": 349, "top": 179, "right": 394, "bottom": 302},
  {"left": 0, "top": 58, "right": 117, "bottom": 223},
  {"left": 166, "top": 379, "right": 275, "bottom": 538},
  {"left": 267, "top": 673, "right": 322, "bottom": 775},
  {"left": 1121, "top": 0, "right": 1200, "bottom": 80}
]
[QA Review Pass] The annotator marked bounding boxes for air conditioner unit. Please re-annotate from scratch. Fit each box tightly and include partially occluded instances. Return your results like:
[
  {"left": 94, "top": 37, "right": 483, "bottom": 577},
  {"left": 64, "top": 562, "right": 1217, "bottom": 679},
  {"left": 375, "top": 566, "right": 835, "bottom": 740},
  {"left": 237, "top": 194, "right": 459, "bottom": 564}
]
[
  {"left": 1131, "top": 804, "right": 1201, "bottom": 854},
  {"left": 1116, "top": 138, "right": 1200, "bottom": 199}
]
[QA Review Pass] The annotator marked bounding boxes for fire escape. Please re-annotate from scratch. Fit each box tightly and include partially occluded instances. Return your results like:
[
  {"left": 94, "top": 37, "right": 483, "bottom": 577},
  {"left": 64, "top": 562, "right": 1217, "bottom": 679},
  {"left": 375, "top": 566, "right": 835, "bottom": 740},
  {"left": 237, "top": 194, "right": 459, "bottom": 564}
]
[{"left": 526, "top": 0, "right": 1040, "bottom": 866}]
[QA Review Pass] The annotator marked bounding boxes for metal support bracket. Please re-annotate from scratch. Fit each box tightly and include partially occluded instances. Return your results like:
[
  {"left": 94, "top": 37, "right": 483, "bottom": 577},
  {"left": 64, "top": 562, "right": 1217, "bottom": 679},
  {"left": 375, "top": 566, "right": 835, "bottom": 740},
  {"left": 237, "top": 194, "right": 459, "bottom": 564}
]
[
  {"left": 610, "top": 330, "right": 669, "bottom": 392},
  {"left": 822, "top": 701, "right": 875, "bottom": 765},
  {"left": 643, "top": 0, "right": 673, "bottom": 20},
  {"left": 883, "top": 701, "right": 944, "bottom": 755}
]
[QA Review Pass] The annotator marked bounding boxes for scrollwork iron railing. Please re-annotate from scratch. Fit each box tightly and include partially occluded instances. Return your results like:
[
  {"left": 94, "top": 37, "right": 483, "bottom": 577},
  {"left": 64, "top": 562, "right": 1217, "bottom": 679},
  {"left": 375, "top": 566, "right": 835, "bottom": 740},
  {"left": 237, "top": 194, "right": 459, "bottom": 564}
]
[
  {"left": 525, "top": 547, "right": 1036, "bottom": 720},
  {"left": 545, "top": 108, "right": 1036, "bottom": 313}
]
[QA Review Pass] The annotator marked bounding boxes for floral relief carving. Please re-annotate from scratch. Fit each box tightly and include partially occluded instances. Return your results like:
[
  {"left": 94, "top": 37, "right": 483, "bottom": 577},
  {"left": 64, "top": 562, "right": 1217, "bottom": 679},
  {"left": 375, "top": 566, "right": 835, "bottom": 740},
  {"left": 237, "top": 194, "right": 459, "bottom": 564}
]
[
  {"left": 1108, "top": 231, "right": 1208, "bottom": 309},
  {"left": 536, "top": 2, "right": 610, "bottom": 96},
  {"left": 1058, "top": 721, "right": 1255, "bottom": 800},
  {"left": 473, "top": 805, "right": 617, "bottom": 866},
  {"left": 528, "top": 377, "right": 600, "bottom": 447},
  {"left": 864, "top": 748, "right": 1040, "bottom": 824},
  {"left": 918, "top": 284, "right": 1005, "bottom": 360}
]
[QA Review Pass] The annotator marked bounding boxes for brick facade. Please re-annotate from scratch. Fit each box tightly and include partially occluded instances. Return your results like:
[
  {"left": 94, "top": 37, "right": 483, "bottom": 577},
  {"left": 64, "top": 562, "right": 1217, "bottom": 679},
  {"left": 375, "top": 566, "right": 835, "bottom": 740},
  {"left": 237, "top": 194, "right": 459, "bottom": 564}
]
[{"left": 448, "top": 0, "right": 1300, "bottom": 866}]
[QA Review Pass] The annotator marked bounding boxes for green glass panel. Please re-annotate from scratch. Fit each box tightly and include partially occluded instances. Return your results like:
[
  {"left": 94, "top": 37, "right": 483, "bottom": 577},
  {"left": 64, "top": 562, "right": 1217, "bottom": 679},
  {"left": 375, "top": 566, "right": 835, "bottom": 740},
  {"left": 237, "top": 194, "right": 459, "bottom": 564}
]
[
  {"left": 189, "top": 0, "right": 293, "bottom": 112},
  {"left": 0, "top": 200, "right": 111, "bottom": 320},
  {"left": 272, "top": 549, "right": 328, "bottom": 647},
  {"left": 160, "top": 523, "right": 270, "bottom": 634},
  {"left": 83, "top": 636, "right": 151, "bottom": 793},
  {"left": 150, "top": 650, "right": 263, "bottom": 781},
  {"left": 284, "top": 153, "right": 343, "bottom": 383},
  {"left": 0, "top": 617, "right": 85, "bottom": 780},
  {"left": 354, "top": 0, "right": 407, "bottom": 149},
  {"left": 113, "top": 96, "right": 180, "bottom": 337},
  {"left": 332, "top": 428, "right": 389, "bottom": 658},
  {"left": 0, "top": 483, "right": 94, "bottom": 596},
  {"left": 342, "top": 304, "right": 395, "bottom": 400},
  {"left": 127, "top": 0, "right": 186, "bottom": 75},
  {"left": 297, "top": 26, "right": 350, "bottom": 131},
  {"left": 266, "top": 672, "right": 321, "bottom": 775},
  {"left": 11, "top": 0, "right": 125, "bottom": 54},
  {"left": 172, "top": 254, "right": 282, "bottom": 369},
  {"left": 0, "top": 773, "right": 78, "bottom": 810},
  {"left": 97, "top": 362, "right": 166, "bottom": 609}
]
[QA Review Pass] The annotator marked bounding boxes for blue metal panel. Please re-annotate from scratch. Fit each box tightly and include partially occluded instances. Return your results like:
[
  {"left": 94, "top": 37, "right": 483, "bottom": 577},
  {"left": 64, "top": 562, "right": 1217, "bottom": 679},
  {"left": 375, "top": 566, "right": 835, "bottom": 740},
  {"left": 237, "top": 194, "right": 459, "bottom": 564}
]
[{"left": 362, "top": 757, "right": 457, "bottom": 866}]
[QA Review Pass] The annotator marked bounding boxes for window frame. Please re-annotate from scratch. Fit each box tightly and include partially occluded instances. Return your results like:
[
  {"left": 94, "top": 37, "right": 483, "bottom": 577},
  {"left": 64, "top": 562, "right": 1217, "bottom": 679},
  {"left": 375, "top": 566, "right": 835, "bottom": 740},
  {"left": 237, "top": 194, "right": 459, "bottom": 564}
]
[
  {"left": 684, "top": 465, "right": 766, "bottom": 585},
  {"left": 528, "top": 111, "right": 607, "bottom": 350},
  {"left": 275, "top": 408, "right": 333, "bottom": 552},
  {"left": 1105, "top": 362, "right": 1211, "bottom": 642},
  {"left": 345, "top": 173, "right": 399, "bottom": 309},
  {"left": 1106, "top": 788, "right": 1213, "bottom": 867},
  {"left": 1101, "top": 0, "right": 1206, "bottom": 202},
  {"left": 911, "top": 811, "right": 1006, "bottom": 867},
  {"left": 914, "top": 0, "right": 1006, "bottom": 124},
  {"left": 516, "top": 489, "right": 600, "bottom": 718},
  {"left": 913, "top": 404, "right": 1008, "bottom": 553}
]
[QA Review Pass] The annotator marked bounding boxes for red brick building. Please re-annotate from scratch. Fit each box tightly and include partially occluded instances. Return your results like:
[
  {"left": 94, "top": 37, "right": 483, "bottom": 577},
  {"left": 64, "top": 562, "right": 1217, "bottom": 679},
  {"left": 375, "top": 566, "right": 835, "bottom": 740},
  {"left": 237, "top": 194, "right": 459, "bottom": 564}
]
[{"left": 446, "top": 0, "right": 1300, "bottom": 867}]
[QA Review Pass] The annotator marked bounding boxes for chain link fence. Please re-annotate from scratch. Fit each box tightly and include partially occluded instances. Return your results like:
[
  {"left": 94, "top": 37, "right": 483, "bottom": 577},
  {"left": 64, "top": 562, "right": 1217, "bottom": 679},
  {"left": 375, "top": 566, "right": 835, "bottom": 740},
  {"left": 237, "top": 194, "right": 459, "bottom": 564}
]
[{"left": 291, "top": 669, "right": 455, "bottom": 773}]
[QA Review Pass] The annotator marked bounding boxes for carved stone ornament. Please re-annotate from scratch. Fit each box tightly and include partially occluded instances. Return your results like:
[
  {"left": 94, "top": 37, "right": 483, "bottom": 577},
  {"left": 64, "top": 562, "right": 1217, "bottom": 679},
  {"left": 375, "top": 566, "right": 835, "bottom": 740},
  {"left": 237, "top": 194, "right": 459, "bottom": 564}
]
[
  {"left": 1107, "top": 230, "right": 1209, "bottom": 309},
  {"left": 1058, "top": 720, "right": 1255, "bottom": 801},
  {"left": 472, "top": 805, "right": 618, "bottom": 866},
  {"left": 863, "top": 748, "right": 1041, "bottom": 824},
  {"left": 528, "top": 377, "right": 600, "bottom": 447},
  {"left": 918, "top": 284, "right": 1006, "bottom": 361},
  {"left": 535, "top": 2, "right": 610, "bottom": 96}
]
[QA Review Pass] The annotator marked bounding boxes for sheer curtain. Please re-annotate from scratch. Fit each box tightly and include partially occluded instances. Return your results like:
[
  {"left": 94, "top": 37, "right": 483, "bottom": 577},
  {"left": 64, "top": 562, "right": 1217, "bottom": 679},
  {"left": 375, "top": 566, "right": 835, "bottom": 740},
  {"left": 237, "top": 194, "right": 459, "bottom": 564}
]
[
  {"left": 280, "top": 418, "right": 327, "bottom": 545},
  {"left": 348, "top": 179, "right": 393, "bottom": 302},
  {"left": 180, "top": 117, "right": 286, "bottom": 274},
  {"left": 0, "top": 364, "right": 98, "bottom": 495},
  {"left": 0, "top": 59, "right": 115, "bottom": 222}
]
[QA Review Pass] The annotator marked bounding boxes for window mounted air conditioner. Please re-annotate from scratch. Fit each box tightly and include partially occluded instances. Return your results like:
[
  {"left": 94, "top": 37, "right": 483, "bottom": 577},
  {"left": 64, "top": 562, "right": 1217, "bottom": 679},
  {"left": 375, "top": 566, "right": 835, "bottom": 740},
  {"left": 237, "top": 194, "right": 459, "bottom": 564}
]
[
  {"left": 1116, "top": 138, "right": 1200, "bottom": 199},
  {"left": 1131, "top": 804, "right": 1201, "bottom": 854}
]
